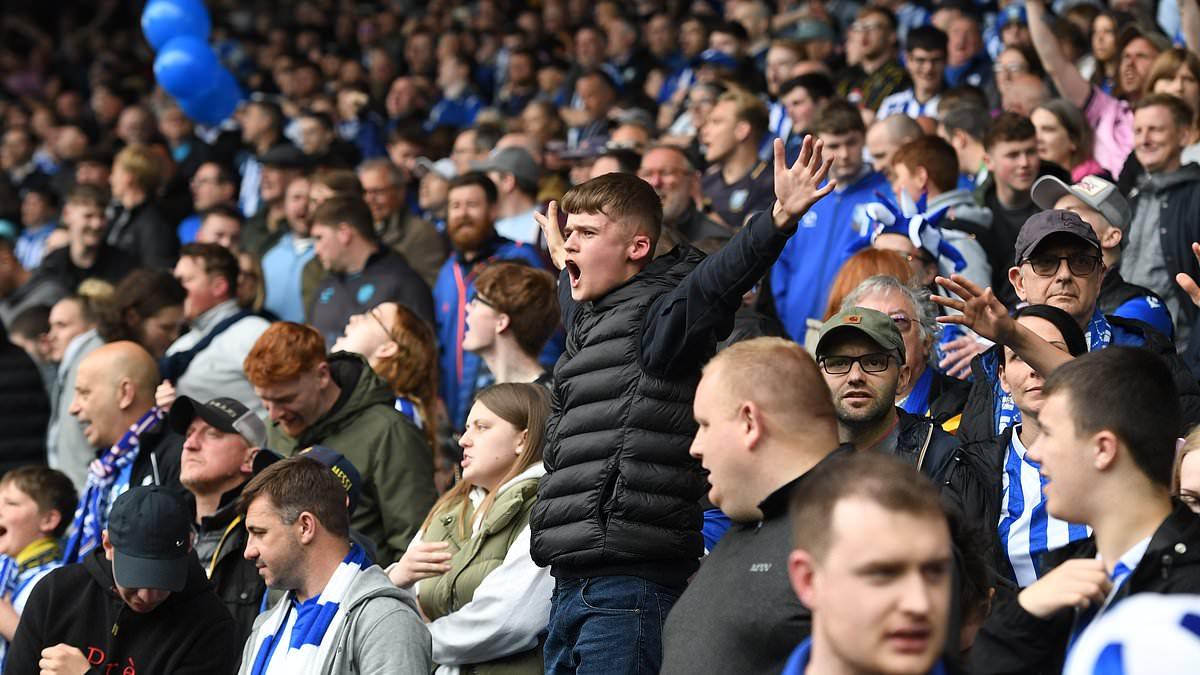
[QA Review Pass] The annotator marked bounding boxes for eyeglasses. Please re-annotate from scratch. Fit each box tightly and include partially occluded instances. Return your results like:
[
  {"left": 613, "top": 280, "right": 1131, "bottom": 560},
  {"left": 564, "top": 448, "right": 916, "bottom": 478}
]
[
  {"left": 1023, "top": 253, "right": 1102, "bottom": 277},
  {"left": 369, "top": 307, "right": 401, "bottom": 347},
  {"left": 819, "top": 353, "right": 895, "bottom": 375},
  {"left": 470, "top": 293, "right": 497, "bottom": 310}
]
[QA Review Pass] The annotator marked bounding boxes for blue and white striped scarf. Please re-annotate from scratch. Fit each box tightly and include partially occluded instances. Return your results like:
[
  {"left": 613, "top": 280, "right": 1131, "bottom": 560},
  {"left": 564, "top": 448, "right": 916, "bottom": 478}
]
[
  {"left": 61, "top": 407, "right": 165, "bottom": 564},
  {"left": 249, "top": 544, "right": 371, "bottom": 675},
  {"left": 0, "top": 538, "right": 62, "bottom": 669},
  {"left": 993, "top": 311, "right": 1112, "bottom": 435}
]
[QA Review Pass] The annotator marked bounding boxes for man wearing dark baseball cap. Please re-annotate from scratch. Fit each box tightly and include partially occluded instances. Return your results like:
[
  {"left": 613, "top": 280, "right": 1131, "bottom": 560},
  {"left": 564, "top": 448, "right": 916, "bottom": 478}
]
[
  {"left": 1031, "top": 175, "right": 1173, "bottom": 338},
  {"left": 934, "top": 208, "right": 1200, "bottom": 443},
  {"left": 814, "top": 308, "right": 962, "bottom": 483},
  {"left": 5, "top": 486, "right": 237, "bottom": 674},
  {"left": 169, "top": 395, "right": 268, "bottom": 641}
]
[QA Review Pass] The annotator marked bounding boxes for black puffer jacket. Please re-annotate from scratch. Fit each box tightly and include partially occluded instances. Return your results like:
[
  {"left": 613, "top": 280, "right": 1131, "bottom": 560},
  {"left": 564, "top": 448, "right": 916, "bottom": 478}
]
[
  {"left": 530, "top": 212, "right": 795, "bottom": 588},
  {"left": 0, "top": 332, "right": 50, "bottom": 474}
]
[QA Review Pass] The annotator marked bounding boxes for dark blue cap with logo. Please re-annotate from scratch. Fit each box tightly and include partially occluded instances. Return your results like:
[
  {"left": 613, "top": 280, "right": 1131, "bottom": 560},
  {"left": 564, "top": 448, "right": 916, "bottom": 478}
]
[{"left": 107, "top": 486, "right": 192, "bottom": 592}]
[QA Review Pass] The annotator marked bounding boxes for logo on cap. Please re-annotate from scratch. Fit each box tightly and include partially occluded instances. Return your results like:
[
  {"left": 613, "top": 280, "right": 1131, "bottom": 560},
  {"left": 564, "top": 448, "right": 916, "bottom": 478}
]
[{"left": 847, "top": 315, "right": 862, "bottom": 324}]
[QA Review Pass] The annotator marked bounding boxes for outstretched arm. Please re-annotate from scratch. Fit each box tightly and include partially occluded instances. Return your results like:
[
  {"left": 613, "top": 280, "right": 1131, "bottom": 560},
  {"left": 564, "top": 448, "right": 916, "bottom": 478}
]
[
  {"left": 1026, "top": 0, "right": 1091, "bottom": 108},
  {"left": 932, "top": 274, "right": 1073, "bottom": 376},
  {"left": 642, "top": 136, "right": 835, "bottom": 374}
]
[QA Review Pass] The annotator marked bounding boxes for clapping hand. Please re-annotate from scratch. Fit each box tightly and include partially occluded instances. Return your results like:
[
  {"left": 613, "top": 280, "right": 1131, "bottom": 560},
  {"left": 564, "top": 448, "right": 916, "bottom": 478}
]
[
  {"left": 771, "top": 136, "right": 836, "bottom": 230},
  {"left": 387, "top": 541, "right": 453, "bottom": 589}
]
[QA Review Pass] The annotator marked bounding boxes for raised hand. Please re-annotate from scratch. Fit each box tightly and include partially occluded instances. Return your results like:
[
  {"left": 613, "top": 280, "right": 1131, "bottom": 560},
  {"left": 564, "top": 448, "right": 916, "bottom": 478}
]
[
  {"left": 771, "top": 135, "right": 836, "bottom": 230},
  {"left": 1174, "top": 242, "right": 1200, "bottom": 308},
  {"left": 932, "top": 274, "right": 1017, "bottom": 346},
  {"left": 938, "top": 333, "right": 988, "bottom": 380},
  {"left": 535, "top": 200, "right": 567, "bottom": 271}
]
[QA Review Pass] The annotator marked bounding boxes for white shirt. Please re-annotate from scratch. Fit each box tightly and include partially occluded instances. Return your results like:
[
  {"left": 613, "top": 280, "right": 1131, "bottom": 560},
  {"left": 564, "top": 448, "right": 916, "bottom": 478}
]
[
  {"left": 494, "top": 209, "right": 540, "bottom": 246},
  {"left": 877, "top": 89, "right": 942, "bottom": 120},
  {"left": 263, "top": 603, "right": 298, "bottom": 675}
]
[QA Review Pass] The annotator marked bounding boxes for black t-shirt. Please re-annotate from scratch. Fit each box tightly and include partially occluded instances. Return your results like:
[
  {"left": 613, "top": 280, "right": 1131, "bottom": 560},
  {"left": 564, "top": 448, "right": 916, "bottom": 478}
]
[
  {"left": 701, "top": 160, "right": 775, "bottom": 230},
  {"left": 982, "top": 190, "right": 1037, "bottom": 308}
]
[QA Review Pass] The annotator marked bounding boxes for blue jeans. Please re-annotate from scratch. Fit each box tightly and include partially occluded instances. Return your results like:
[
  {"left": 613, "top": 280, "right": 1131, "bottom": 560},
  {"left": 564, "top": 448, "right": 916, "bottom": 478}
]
[{"left": 544, "top": 575, "right": 680, "bottom": 675}]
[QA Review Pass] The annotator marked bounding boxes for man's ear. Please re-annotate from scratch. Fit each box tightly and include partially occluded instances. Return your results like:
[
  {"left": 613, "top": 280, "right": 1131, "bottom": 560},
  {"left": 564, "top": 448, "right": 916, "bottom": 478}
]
[
  {"left": 116, "top": 377, "right": 137, "bottom": 411},
  {"left": 241, "top": 446, "right": 259, "bottom": 476},
  {"left": 983, "top": 150, "right": 994, "bottom": 172},
  {"left": 1092, "top": 430, "right": 1120, "bottom": 472},
  {"left": 495, "top": 312, "right": 512, "bottom": 335},
  {"left": 102, "top": 530, "right": 114, "bottom": 561},
  {"left": 39, "top": 508, "right": 63, "bottom": 538},
  {"left": 1098, "top": 225, "right": 1122, "bottom": 252},
  {"left": 915, "top": 166, "right": 931, "bottom": 193},
  {"left": 997, "top": 361, "right": 1011, "bottom": 394},
  {"left": 296, "top": 511, "right": 319, "bottom": 545},
  {"left": 788, "top": 549, "right": 819, "bottom": 609},
  {"left": 742, "top": 400, "right": 764, "bottom": 452},
  {"left": 628, "top": 232, "right": 653, "bottom": 264},
  {"left": 734, "top": 119, "right": 752, "bottom": 145},
  {"left": 1008, "top": 266, "right": 1028, "bottom": 302}
]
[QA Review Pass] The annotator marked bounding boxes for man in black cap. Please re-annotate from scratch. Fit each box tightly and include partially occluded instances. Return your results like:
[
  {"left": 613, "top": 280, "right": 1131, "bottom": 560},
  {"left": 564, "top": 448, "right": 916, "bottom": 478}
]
[
  {"left": 170, "top": 395, "right": 268, "bottom": 642},
  {"left": 937, "top": 209, "right": 1200, "bottom": 442},
  {"left": 6, "top": 486, "right": 237, "bottom": 674}
]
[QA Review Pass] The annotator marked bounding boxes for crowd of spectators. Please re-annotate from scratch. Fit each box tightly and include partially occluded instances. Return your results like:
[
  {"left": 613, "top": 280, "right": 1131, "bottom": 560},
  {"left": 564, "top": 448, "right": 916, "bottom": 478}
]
[{"left": 0, "top": 0, "right": 1200, "bottom": 673}]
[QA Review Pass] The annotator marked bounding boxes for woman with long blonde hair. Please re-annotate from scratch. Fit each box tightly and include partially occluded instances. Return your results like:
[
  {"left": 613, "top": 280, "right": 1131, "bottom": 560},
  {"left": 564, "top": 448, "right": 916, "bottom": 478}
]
[{"left": 388, "top": 383, "right": 553, "bottom": 674}]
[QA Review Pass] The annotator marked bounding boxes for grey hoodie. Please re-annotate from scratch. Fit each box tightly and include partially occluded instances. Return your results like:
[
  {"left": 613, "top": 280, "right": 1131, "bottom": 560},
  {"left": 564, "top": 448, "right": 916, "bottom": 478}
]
[{"left": 240, "top": 565, "right": 432, "bottom": 674}]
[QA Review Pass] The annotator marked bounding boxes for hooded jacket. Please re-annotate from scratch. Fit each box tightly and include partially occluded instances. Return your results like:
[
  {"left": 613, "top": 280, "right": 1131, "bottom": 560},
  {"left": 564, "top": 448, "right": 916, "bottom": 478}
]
[
  {"left": 5, "top": 548, "right": 237, "bottom": 675},
  {"left": 967, "top": 502, "right": 1200, "bottom": 675},
  {"left": 265, "top": 353, "right": 437, "bottom": 564},
  {"left": 239, "top": 565, "right": 432, "bottom": 675}
]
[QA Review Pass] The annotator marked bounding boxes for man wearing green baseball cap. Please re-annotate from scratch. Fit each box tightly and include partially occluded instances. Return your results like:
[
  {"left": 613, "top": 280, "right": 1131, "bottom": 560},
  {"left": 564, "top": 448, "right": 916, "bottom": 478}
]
[{"left": 815, "top": 307, "right": 963, "bottom": 483}]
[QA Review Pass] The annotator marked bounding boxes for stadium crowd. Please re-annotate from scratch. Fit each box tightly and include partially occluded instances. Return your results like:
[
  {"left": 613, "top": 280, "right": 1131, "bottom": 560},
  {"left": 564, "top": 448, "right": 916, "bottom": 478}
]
[{"left": 1, "top": 0, "right": 1200, "bottom": 673}]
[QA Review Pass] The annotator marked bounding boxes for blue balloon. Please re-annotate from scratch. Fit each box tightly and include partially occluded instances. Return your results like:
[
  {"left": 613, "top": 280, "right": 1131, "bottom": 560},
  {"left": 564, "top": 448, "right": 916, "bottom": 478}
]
[
  {"left": 142, "top": 0, "right": 211, "bottom": 50},
  {"left": 178, "top": 68, "right": 243, "bottom": 126},
  {"left": 154, "top": 36, "right": 220, "bottom": 99}
]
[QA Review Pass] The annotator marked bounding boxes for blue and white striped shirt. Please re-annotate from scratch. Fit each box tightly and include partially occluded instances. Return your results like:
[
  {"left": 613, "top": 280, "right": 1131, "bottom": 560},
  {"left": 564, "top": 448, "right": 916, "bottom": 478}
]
[
  {"left": 877, "top": 89, "right": 941, "bottom": 120},
  {"left": 998, "top": 427, "right": 1091, "bottom": 587}
]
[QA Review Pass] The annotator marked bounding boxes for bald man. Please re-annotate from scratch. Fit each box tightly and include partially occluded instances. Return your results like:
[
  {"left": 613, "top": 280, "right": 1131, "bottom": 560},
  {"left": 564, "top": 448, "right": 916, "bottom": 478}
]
[
  {"left": 866, "top": 114, "right": 924, "bottom": 182},
  {"left": 1001, "top": 73, "right": 1050, "bottom": 116},
  {"left": 64, "top": 342, "right": 183, "bottom": 561},
  {"left": 661, "top": 338, "right": 849, "bottom": 675}
]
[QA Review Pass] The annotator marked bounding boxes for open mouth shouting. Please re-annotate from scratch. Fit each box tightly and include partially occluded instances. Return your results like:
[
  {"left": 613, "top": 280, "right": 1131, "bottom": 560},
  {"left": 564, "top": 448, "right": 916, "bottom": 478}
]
[{"left": 565, "top": 260, "right": 581, "bottom": 288}]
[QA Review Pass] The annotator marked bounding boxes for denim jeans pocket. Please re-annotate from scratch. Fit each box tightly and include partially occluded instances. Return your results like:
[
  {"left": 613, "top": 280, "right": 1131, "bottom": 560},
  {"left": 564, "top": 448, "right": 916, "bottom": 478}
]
[{"left": 579, "top": 576, "right": 644, "bottom": 613}]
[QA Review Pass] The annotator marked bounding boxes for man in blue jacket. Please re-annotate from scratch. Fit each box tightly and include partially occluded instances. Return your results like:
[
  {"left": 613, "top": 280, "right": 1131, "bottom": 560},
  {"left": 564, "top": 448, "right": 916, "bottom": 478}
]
[
  {"left": 772, "top": 98, "right": 894, "bottom": 339},
  {"left": 433, "top": 172, "right": 554, "bottom": 430}
]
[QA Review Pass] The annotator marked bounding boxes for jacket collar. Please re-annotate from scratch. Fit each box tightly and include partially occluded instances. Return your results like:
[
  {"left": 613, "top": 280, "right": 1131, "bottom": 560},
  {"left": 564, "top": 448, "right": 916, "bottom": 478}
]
[
  {"left": 191, "top": 299, "right": 241, "bottom": 334},
  {"left": 757, "top": 444, "right": 854, "bottom": 521}
]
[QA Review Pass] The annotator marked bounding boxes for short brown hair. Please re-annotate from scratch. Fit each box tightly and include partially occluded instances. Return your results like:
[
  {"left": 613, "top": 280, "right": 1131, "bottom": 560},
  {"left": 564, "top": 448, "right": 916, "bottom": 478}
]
[
  {"left": 65, "top": 183, "right": 108, "bottom": 209},
  {"left": 311, "top": 196, "right": 378, "bottom": 242},
  {"left": 310, "top": 169, "right": 364, "bottom": 199},
  {"left": 1, "top": 466, "right": 77, "bottom": 538},
  {"left": 473, "top": 262, "right": 561, "bottom": 357},
  {"left": 813, "top": 98, "right": 866, "bottom": 136},
  {"left": 892, "top": 136, "right": 960, "bottom": 194},
  {"left": 561, "top": 172, "right": 662, "bottom": 244},
  {"left": 717, "top": 87, "right": 770, "bottom": 142},
  {"left": 239, "top": 456, "right": 350, "bottom": 538},
  {"left": 1134, "top": 92, "right": 1196, "bottom": 131},
  {"left": 244, "top": 322, "right": 328, "bottom": 388},
  {"left": 789, "top": 452, "right": 947, "bottom": 561},
  {"left": 114, "top": 144, "right": 164, "bottom": 194},
  {"left": 179, "top": 242, "right": 238, "bottom": 296},
  {"left": 983, "top": 112, "right": 1036, "bottom": 150}
]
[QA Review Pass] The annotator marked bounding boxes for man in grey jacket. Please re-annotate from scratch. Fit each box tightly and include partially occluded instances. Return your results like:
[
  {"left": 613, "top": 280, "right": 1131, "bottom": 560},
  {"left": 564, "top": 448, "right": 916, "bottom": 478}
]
[{"left": 239, "top": 455, "right": 431, "bottom": 675}]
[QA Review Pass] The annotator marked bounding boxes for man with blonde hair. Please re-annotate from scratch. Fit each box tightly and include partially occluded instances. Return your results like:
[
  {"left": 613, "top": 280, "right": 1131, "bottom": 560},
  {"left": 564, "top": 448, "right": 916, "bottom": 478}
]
[
  {"left": 107, "top": 144, "right": 176, "bottom": 268},
  {"left": 700, "top": 88, "right": 775, "bottom": 228},
  {"left": 661, "top": 337, "right": 849, "bottom": 674}
]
